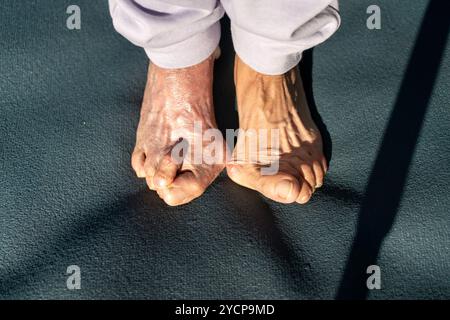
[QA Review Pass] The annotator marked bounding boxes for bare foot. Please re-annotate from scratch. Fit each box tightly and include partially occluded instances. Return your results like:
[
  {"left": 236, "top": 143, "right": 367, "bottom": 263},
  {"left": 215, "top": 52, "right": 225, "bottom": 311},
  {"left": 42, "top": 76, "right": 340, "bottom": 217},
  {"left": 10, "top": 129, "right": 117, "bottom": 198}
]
[
  {"left": 132, "top": 51, "right": 226, "bottom": 206},
  {"left": 227, "top": 56, "right": 327, "bottom": 204}
]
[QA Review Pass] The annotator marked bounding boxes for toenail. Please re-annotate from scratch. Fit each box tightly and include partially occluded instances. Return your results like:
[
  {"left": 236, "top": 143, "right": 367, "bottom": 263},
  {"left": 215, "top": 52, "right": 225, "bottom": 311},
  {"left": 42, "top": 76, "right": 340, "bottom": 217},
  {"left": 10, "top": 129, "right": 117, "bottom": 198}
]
[{"left": 276, "top": 180, "right": 294, "bottom": 199}]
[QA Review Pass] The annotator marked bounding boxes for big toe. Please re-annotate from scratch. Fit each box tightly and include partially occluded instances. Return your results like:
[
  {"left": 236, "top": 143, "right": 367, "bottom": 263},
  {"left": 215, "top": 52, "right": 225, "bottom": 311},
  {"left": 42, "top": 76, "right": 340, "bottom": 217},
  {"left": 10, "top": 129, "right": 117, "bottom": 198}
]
[
  {"left": 270, "top": 178, "right": 300, "bottom": 203},
  {"left": 131, "top": 148, "right": 146, "bottom": 178},
  {"left": 228, "top": 165, "right": 302, "bottom": 204}
]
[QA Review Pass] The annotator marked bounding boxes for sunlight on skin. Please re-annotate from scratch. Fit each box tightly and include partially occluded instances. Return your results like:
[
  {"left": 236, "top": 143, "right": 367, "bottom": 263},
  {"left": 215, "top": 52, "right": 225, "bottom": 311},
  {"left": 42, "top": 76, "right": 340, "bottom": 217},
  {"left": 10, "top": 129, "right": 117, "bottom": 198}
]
[
  {"left": 131, "top": 51, "right": 326, "bottom": 206},
  {"left": 227, "top": 56, "right": 327, "bottom": 204},
  {"left": 131, "top": 50, "right": 226, "bottom": 206}
]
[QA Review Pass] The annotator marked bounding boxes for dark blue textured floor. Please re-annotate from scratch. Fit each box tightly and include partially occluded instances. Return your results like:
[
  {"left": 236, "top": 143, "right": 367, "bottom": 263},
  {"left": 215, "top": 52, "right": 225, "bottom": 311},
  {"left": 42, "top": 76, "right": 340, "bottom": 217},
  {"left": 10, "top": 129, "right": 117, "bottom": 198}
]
[{"left": 0, "top": 0, "right": 449, "bottom": 299}]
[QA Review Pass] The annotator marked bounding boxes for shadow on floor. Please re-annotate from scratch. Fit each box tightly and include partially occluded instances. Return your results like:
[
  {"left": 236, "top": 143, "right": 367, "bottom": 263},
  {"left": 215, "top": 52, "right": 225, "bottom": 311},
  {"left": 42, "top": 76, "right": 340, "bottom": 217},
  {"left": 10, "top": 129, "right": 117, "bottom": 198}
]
[
  {"left": 0, "top": 189, "right": 159, "bottom": 297},
  {"left": 336, "top": 0, "right": 450, "bottom": 299},
  {"left": 223, "top": 178, "right": 317, "bottom": 298}
]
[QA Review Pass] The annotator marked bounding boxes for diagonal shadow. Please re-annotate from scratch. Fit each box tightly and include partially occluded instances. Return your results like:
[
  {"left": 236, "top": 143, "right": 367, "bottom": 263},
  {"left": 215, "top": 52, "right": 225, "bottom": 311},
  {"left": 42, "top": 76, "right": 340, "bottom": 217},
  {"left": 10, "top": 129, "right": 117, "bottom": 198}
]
[
  {"left": 213, "top": 17, "right": 334, "bottom": 298},
  {"left": 223, "top": 179, "right": 317, "bottom": 298},
  {"left": 0, "top": 189, "right": 162, "bottom": 298},
  {"left": 213, "top": 16, "right": 336, "bottom": 298},
  {"left": 336, "top": 0, "right": 450, "bottom": 299}
]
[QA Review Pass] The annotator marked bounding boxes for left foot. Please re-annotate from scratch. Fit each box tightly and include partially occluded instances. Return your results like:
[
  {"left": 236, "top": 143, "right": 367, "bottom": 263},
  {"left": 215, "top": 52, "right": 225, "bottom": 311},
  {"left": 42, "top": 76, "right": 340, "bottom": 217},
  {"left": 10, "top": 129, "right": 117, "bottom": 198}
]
[
  {"left": 227, "top": 56, "right": 327, "bottom": 204},
  {"left": 132, "top": 51, "right": 226, "bottom": 206}
]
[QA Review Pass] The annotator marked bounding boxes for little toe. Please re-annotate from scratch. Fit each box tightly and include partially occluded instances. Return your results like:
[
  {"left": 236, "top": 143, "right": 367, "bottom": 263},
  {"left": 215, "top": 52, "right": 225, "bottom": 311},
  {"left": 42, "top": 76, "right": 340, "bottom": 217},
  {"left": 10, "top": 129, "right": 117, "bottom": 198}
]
[
  {"left": 320, "top": 157, "right": 328, "bottom": 174},
  {"left": 131, "top": 149, "right": 146, "bottom": 178}
]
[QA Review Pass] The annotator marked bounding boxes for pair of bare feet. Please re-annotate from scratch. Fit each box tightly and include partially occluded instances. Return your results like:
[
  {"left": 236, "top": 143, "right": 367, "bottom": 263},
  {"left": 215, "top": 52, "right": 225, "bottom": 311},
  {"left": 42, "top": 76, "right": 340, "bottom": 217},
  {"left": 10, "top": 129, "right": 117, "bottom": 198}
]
[{"left": 131, "top": 51, "right": 327, "bottom": 206}]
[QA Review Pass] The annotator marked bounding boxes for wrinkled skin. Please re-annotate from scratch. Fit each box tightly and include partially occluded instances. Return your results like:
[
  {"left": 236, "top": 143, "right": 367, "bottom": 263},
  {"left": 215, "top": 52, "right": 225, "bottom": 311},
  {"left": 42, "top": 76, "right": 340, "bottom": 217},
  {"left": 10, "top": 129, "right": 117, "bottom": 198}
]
[
  {"left": 227, "top": 56, "right": 327, "bottom": 204},
  {"left": 132, "top": 51, "right": 326, "bottom": 206},
  {"left": 131, "top": 51, "right": 226, "bottom": 206}
]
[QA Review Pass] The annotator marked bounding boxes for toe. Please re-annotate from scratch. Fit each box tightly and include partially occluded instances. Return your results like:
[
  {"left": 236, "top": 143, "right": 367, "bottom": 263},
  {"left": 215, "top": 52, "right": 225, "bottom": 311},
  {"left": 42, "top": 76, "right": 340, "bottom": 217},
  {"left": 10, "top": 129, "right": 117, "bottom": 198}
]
[
  {"left": 228, "top": 165, "right": 300, "bottom": 204},
  {"left": 299, "top": 163, "right": 316, "bottom": 191},
  {"left": 296, "top": 178, "right": 313, "bottom": 204},
  {"left": 313, "top": 160, "right": 324, "bottom": 188},
  {"left": 145, "top": 175, "right": 156, "bottom": 191},
  {"left": 321, "top": 157, "right": 328, "bottom": 174},
  {"left": 131, "top": 149, "right": 146, "bottom": 178},
  {"left": 153, "top": 154, "right": 181, "bottom": 188},
  {"left": 269, "top": 177, "right": 300, "bottom": 203},
  {"left": 158, "top": 171, "right": 205, "bottom": 206}
]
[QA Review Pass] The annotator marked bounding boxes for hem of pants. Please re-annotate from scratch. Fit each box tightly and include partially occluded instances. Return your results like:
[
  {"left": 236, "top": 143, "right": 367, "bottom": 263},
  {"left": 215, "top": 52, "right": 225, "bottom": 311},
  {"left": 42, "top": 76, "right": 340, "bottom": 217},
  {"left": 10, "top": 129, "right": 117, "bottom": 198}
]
[
  {"left": 230, "top": 5, "right": 341, "bottom": 75},
  {"left": 145, "top": 22, "right": 221, "bottom": 69},
  {"left": 231, "top": 24, "right": 303, "bottom": 75}
]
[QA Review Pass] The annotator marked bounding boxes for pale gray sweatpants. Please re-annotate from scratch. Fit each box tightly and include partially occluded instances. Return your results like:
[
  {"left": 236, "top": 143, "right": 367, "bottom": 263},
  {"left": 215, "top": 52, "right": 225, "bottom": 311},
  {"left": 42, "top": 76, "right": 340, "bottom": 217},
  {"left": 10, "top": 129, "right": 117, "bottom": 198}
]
[{"left": 109, "top": 0, "right": 340, "bottom": 75}]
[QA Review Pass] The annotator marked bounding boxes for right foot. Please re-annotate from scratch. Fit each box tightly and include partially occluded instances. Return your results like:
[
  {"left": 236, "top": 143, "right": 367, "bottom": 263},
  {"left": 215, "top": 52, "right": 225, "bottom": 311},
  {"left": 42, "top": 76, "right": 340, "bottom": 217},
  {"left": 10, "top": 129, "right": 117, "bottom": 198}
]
[
  {"left": 227, "top": 56, "right": 327, "bottom": 204},
  {"left": 132, "top": 52, "right": 226, "bottom": 206}
]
